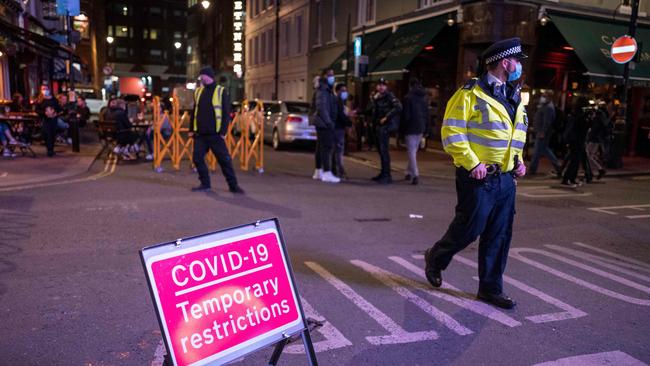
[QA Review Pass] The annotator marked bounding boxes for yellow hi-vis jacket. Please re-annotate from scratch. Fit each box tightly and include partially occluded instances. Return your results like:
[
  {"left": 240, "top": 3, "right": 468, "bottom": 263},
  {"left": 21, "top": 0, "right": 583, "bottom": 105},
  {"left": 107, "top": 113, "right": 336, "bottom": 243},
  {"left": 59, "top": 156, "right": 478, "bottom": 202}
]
[
  {"left": 193, "top": 85, "right": 225, "bottom": 132},
  {"left": 441, "top": 78, "right": 528, "bottom": 172}
]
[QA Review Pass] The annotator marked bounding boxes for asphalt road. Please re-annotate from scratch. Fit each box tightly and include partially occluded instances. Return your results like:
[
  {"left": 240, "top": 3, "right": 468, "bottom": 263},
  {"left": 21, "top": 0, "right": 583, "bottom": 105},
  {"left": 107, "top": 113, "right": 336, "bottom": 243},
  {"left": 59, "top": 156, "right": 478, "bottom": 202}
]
[{"left": 1, "top": 147, "right": 649, "bottom": 366}]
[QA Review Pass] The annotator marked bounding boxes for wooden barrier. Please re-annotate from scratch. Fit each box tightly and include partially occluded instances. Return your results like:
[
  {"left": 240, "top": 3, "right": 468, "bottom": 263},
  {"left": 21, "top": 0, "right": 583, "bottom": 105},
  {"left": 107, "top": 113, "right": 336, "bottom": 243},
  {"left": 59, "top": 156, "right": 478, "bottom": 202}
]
[{"left": 152, "top": 96, "right": 265, "bottom": 174}]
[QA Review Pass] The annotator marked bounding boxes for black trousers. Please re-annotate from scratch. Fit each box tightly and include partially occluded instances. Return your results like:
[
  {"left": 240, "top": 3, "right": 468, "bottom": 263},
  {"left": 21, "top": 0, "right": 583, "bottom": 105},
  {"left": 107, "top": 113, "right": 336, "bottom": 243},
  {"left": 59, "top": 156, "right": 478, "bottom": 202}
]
[
  {"left": 563, "top": 143, "right": 592, "bottom": 183},
  {"left": 428, "top": 169, "right": 516, "bottom": 295},
  {"left": 193, "top": 134, "right": 238, "bottom": 188},
  {"left": 375, "top": 125, "right": 391, "bottom": 177},
  {"left": 314, "top": 128, "right": 334, "bottom": 172},
  {"left": 42, "top": 118, "right": 57, "bottom": 156}
]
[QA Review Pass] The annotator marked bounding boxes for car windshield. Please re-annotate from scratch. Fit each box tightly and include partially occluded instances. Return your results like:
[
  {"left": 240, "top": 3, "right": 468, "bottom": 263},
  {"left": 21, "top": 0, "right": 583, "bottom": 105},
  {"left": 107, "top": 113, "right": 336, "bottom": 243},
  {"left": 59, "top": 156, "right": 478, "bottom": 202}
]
[{"left": 285, "top": 102, "right": 310, "bottom": 114}]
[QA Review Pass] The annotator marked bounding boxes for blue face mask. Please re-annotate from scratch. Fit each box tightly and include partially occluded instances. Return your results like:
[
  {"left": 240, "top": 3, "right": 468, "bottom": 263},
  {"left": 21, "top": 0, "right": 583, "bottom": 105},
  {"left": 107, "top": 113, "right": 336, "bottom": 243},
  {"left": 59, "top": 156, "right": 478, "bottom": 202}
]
[
  {"left": 327, "top": 76, "right": 335, "bottom": 86},
  {"left": 507, "top": 61, "right": 522, "bottom": 82},
  {"left": 340, "top": 91, "right": 348, "bottom": 101}
]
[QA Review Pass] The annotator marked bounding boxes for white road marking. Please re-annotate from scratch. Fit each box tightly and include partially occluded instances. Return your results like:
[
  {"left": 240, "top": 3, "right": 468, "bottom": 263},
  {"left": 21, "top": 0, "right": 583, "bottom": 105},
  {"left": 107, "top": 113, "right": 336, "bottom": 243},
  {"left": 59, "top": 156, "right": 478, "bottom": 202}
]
[
  {"left": 509, "top": 248, "right": 650, "bottom": 306},
  {"left": 572, "top": 242, "right": 650, "bottom": 271},
  {"left": 532, "top": 350, "right": 648, "bottom": 366},
  {"left": 388, "top": 256, "right": 521, "bottom": 327},
  {"left": 0, "top": 153, "right": 117, "bottom": 192},
  {"left": 304, "top": 261, "right": 438, "bottom": 345},
  {"left": 284, "top": 296, "right": 352, "bottom": 354},
  {"left": 546, "top": 245, "right": 650, "bottom": 281},
  {"left": 413, "top": 254, "right": 587, "bottom": 323},
  {"left": 588, "top": 204, "right": 650, "bottom": 219},
  {"left": 518, "top": 185, "right": 592, "bottom": 198},
  {"left": 351, "top": 259, "right": 474, "bottom": 335},
  {"left": 627, "top": 214, "right": 650, "bottom": 219},
  {"left": 151, "top": 340, "right": 165, "bottom": 366}
]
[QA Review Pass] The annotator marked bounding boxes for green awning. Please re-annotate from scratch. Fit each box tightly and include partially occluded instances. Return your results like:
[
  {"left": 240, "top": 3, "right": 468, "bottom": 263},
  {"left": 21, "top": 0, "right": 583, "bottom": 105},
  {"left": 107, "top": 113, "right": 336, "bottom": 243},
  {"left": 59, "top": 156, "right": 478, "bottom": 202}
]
[
  {"left": 369, "top": 15, "right": 446, "bottom": 77},
  {"left": 550, "top": 12, "right": 650, "bottom": 82},
  {"left": 330, "top": 28, "right": 392, "bottom": 76}
]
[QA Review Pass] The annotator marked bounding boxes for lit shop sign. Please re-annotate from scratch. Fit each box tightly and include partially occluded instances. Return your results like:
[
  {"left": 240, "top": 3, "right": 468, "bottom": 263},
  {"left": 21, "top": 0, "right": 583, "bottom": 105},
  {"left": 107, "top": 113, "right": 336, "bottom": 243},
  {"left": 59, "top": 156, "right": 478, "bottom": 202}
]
[{"left": 233, "top": 1, "right": 244, "bottom": 78}]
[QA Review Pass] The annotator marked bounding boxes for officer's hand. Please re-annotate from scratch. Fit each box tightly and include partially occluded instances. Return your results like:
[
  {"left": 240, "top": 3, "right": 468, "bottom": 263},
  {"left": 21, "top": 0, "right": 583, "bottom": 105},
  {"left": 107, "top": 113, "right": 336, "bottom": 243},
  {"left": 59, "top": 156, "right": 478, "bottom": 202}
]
[
  {"left": 469, "top": 163, "right": 487, "bottom": 180},
  {"left": 188, "top": 131, "right": 194, "bottom": 138},
  {"left": 220, "top": 134, "right": 226, "bottom": 139},
  {"left": 514, "top": 161, "right": 527, "bottom": 178}
]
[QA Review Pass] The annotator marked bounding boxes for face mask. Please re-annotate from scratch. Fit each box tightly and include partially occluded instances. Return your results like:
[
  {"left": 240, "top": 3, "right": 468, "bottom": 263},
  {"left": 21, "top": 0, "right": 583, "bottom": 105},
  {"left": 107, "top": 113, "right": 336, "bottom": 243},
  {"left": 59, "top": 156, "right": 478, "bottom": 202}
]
[
  {"left": 340, "top": 91, "right": 348, "bottom": 101},
  {"left": 327, "top": 76, "right": 335, "bottom": 86},
  {"left": 506, "top": 61, "right": 522, "bottom": 82},
  {"left": 43, "top": 90, "right": 50, "bottom": 97}
]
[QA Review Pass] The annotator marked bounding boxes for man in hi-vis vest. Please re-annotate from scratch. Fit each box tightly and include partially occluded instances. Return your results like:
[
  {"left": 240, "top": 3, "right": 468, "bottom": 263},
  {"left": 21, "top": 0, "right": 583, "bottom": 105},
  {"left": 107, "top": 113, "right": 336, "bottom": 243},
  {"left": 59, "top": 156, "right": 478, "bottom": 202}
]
[
  {"left": 424, "top": 38, "right": 528, "bottom": 309},
  {"left": 190, "top": 66, "right": 244, "bottom": 193}
]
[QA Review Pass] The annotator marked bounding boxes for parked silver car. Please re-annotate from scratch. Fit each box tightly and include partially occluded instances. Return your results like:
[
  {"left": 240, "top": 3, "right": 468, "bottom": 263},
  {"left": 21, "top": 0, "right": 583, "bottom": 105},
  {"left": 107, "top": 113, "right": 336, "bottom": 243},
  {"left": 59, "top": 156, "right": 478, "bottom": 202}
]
[{"left": 259, "top": 100, "right": 316, "bottom": 150}]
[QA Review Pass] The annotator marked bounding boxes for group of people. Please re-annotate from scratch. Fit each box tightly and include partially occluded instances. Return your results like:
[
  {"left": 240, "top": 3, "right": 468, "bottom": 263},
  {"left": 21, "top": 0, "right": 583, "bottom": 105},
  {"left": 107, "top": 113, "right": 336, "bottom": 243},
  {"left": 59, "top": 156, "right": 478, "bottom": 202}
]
[
  {"left": 310, "top": 69, "right": 430, "bottom": 186},
  {"left": 529, "top": 91, "right": 613, "bottom": 187}
]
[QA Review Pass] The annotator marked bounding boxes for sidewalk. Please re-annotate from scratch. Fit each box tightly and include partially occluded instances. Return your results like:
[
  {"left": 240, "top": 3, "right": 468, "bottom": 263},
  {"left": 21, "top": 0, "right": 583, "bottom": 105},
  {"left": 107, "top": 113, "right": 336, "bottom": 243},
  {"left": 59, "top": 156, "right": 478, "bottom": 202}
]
[
  {"left": 347, "top": 139, "right": 650, "bottom": 180},
  {"left": 0, "top": 132, "right": 103, "bottom": 190}
]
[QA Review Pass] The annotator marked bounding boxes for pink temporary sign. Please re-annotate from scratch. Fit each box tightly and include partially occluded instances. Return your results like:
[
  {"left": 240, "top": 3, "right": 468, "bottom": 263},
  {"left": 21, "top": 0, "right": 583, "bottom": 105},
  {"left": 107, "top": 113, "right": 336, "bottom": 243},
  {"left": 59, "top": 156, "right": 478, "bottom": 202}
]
[{"left": 141, "top": 223, "right": 304, "bottom": 366}]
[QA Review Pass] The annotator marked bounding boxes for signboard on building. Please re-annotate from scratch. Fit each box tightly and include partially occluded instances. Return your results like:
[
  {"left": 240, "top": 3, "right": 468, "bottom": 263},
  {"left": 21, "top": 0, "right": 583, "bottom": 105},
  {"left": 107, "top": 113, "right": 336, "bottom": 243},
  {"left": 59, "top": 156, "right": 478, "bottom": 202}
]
[
  {"left": 233, "top": 1, "right": 244, "bottom": 78},
  {"left": 56, "top": 0, "right": 80, "bottom": 16},
  {"left": 140, "top": 219, "right": 318, "bottom": 366}
]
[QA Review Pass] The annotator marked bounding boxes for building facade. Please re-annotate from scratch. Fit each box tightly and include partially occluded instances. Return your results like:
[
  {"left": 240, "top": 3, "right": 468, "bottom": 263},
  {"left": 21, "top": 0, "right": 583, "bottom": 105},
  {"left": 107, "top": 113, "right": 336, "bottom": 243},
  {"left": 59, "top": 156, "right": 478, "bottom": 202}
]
[
  {"left": 245, "top": 0, "right": 310, "bottom": 101},
  {"left": 103, "top": 0, "right": 187, "bottom": 96}
]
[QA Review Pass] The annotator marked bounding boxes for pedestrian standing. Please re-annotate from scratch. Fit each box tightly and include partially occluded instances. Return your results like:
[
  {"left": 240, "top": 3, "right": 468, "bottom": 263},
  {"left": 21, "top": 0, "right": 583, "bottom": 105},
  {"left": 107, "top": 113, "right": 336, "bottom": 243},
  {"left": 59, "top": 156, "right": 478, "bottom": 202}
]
[
  {"left": 333, "top": 83, "right": 352, "bottom": 179},
  {"left": 35, "top": 84, "right": 61, "bottom": 157},
  {"left": 190, "top": 66, "right": 244, "bottom": 193},
  {"left": 369, "top": 77, "right": 402, "bottom": 184},
  {"left": 401, "top": 78, "right": 428, "bottom": 185},
  {"left": 310, "top": 68, "right": 340, "bottom": 183},
  {"left": 561, "top": 97, "right": 593, "bottom": 187},
  {"left": 586, "top": 102, "right": 609, "bottom": 180},
  {"left": 529, "top": 91, "right": 562, "bottom": 176},
  {"left": 423, "top": 38, "right": 529, "bottom": 309}
]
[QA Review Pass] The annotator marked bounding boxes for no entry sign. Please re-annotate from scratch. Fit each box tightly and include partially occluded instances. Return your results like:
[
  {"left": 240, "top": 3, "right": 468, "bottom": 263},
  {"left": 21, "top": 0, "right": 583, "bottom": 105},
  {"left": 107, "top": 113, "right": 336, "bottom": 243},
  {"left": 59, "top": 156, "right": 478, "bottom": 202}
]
[
  {"left": 611, "top": 35, "right": 638, "bottom": 64},
  {"left": 140, "top": 219, "right": 317, "bottom": 366}
]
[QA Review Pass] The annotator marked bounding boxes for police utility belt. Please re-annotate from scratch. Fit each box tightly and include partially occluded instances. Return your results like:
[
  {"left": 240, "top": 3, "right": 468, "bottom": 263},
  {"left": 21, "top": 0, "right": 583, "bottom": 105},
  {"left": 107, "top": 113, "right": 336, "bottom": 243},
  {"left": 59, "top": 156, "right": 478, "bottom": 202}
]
[{"left": 485, "top": 164, "right": 507, "bottom": 175}]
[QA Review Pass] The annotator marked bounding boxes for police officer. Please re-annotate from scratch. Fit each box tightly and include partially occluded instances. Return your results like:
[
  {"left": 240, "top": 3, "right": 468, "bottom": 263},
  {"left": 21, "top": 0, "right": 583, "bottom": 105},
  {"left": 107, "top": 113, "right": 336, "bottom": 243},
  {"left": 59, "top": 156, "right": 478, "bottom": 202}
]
[
  {"left": 423, "top": 38, "right": 529, "bottom": 309},
  {"left": 369, "top": 77, "right": 402, "bottom": 184},
  {"left": 190, "top": 66, "right": 244, "bottom": 194}
]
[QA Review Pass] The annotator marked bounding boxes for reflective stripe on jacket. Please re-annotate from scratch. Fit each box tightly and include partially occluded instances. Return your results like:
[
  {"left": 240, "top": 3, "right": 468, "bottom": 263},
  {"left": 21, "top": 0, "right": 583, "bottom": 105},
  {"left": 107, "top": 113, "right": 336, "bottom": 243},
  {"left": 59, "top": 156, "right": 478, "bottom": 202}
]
[
  {"left": 441, "top": 78, "right": 528, "bottom": 172},
  {"left": 193, "top": 85, "right": 224, "bottom": 132}
]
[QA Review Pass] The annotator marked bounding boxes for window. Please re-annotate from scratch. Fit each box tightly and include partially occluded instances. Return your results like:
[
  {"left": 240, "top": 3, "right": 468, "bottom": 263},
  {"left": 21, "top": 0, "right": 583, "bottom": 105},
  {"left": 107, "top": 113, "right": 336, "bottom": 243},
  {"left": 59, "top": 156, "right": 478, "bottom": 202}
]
[
  {"left": 418, "top": 0, "right": 440, "bottom": 8},
  {"left": 107, "top": 26, "right": 113, "bottom": 36},
  {"left": 254, "top": 36, "right": 260, "bottom": 65},
  {"left": 248, "top": 38, "right": 253, "bottom": 66},
  {"left": 150, "top": 7, "right": 162, "bottom": 15},
  {"left": 254, "top": 0, "right": 260, "bottom": 16},
  {"left": 149, "top": 49, "right": 163, "bottom": 61},
  {"left": 314, "top": 1, "right": 322, "bottom": 46},
  {"left": 143, "top": 29, "right": 159, "bottom": 40},
  {"left": 116, "top": 47, "right": 129, "bottom": 59},
  {"left": 261, "top": 32, "right": 267, "bottom": 63},
  {"left": 330, "top": 0, "right": 337, "bottom": 42},
  {"left": 173, "top": 9, "right": 183, "bottom": 17},
  {"left": 281, "top": 20, "right": 290, "bottom": 57},
  {"left": 295, "top": 14, "right": 303, "bottom": 54},
  {"left": 115, "top": 26, "right": 129, "bottom": 37},
  {"left": 114, "top": 3, "right": 129, "bottom": 15},
  {"left": 188, "top": 0, "right": 197, "bottom": 7},
  {"left": 174, "top": 31, "right": 182, "bottom": 39},
  {"left": 267, "top": 28, "right": 274, "bottom": 63},
  {"left": 357, "top": 0, "right": 375, "bottom": 26}
]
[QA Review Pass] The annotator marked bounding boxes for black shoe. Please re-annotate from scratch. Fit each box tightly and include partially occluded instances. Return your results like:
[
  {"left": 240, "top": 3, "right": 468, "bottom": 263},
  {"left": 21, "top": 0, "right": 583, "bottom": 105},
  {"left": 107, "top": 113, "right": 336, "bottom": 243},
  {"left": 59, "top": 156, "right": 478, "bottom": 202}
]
[
  {"left": 371, "top": 174, "right": 382, "bottom": 181},
  {"left": 560, "top": 180, "right": 577, "bottom": 188},
  {"left": 229, "top": 185, "right": 245, "bottom": 194},
  {"left": 424, "top": 248, "right": 442, "bottom": 288},
  {"left": 404, "top": 174, "right": 412, "bottom": 181},
  {"left": 191, "top": 185, "right": 211, "bottom": 192},
  {"left": 597, "top": 169, "right": 606, "bottom": 180},
  {"left": 411, "top": 176, "right": 419, "bottom": 185},
  {"left": 376, "top": 176, "right": 392, "bottom": 184},
  {"left": 477, "top": 292, "right": 516, "bottom": 309}
]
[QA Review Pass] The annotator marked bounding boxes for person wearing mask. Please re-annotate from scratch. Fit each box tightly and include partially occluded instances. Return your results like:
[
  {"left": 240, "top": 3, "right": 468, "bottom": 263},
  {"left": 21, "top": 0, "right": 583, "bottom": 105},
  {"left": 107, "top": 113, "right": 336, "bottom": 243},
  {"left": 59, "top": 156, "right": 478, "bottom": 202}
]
[
  {"left": 310, "top": 68, "right": 340, "bottom": 183},
  {"left": 36, "top": 84, "right": 61, "bottom": 157},
  {"left": 529, "top": 91, "right": 562, "bottom": 177},
  {"left": 333, "top": 83, "right": 352, "bottom": 179},
  {"left": 369, "top": 78, "right": 402, "bottom": 184},
  {"left": 401, "top": 78, "right": 428, "bottom": 185},
  {"left": 190, "top": 66, "right": 244, "bottom": 193},
  {"left": 424, "top": 38, "right": 529, "bottom": 309}
]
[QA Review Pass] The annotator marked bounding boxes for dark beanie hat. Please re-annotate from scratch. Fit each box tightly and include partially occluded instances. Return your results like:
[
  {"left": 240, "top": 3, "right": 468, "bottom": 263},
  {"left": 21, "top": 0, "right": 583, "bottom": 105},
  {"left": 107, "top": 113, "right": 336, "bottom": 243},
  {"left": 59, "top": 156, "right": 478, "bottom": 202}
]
[{"left": 199, "top": 66, "right": 216, "bottom": 79}]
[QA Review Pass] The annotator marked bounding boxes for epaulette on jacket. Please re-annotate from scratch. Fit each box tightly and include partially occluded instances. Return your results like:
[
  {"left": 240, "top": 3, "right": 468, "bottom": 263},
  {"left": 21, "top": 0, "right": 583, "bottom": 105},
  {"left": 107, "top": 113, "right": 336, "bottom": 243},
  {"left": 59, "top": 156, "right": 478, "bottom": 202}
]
[{"left": 462, "top": 78, "right": 479, "bottom": 90}]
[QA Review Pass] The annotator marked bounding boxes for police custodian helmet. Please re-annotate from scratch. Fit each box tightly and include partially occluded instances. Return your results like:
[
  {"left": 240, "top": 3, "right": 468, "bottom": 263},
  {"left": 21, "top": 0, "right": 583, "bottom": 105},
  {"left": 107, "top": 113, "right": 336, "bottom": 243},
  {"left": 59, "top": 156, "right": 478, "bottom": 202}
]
[{"left": 482, "top": 37, "right": 528, "bottom": 65}]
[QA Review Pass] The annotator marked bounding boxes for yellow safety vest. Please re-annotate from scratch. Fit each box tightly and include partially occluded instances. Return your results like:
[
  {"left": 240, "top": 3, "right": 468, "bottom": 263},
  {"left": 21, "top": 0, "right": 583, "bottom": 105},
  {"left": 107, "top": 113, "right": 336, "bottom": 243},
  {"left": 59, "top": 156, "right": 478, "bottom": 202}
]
[
  {"left": 193, "top": 85, "right": 225, "bottom": 132},
  {"left": 441, "top": 78, "right": 528, "bottom": 172}
]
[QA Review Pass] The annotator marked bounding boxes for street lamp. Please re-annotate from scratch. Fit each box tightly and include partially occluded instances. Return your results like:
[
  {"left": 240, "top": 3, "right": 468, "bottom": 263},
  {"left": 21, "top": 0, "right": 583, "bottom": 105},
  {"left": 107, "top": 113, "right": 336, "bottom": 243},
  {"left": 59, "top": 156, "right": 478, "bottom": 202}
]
[
  {"left": 106, "top": 36, "right": 114, "bottom": 44},
  {"left": 201, "top": 0, "right": 210, "bottom": 9},
  {"left": 174, "top": 41, "right": 182, "bottom": 49}
]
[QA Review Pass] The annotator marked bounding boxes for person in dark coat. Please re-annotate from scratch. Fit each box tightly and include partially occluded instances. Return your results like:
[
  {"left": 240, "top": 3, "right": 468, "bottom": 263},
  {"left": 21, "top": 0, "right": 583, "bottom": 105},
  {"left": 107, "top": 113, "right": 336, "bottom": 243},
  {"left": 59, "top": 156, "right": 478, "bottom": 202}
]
[
  {"left": 105, "top": 98, "right": 139, "bottom": 160},
  {"left": 401, "top": 78, "right": 428, "bottom": 185},
  {"left": 333, "top": 83, "right": 352, "bottom": 178},
  {"left": 311, "top": 68, "right": 340, "bottom": 183},
  {"left": 529, "top": 91, "right": 562, "bottom": 176},
  {"left": 562, "top": 97, "right": 593, "bottom": 187},
  {"left": 369, "top": 77, "right": 402, "bottom": 184},
  {"left": 35, "top": 84, "right": 61, "bottom": 157}
]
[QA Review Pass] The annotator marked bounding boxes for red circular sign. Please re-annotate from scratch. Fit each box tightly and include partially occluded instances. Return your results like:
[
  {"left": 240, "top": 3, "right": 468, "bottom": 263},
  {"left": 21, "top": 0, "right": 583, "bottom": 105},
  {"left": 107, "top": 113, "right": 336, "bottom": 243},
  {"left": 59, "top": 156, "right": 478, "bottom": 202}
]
[{"left": 611, "top": 36, "right": 638, "bottom": 64}]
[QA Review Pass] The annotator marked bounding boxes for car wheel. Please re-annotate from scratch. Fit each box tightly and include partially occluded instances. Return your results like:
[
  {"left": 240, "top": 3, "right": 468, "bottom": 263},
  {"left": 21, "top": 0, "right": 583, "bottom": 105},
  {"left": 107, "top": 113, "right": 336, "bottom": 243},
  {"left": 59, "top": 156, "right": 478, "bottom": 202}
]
[{"left": 272, "top": 130, "right": 283, "bottom": 150}]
